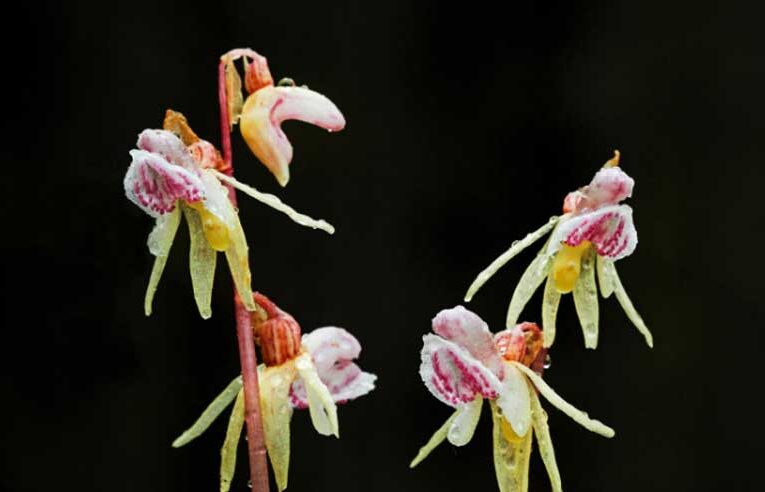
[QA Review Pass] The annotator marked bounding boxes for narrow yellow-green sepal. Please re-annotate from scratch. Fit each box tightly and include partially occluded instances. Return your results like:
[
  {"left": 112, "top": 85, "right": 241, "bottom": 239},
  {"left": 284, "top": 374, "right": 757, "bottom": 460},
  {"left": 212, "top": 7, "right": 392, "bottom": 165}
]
[
  {"left": 409, "top": 412, "right": 457, "bottom": 468},
  {"left": 506, "top": 248, "right": 552, "bottom": 328},
  {"left": 528, "top": 380, "right": 562, "bottom": 492},
  {"left": 491, "top": 400, "right": 532, "bottom": 492},
  {"left": 220, "top": 388, "right": 246, "bottom": 492},
  {"left": 465, "top": 217, "right": 558, "bottom": 302},
  {"left": 511, "top": 362, "right": 615, "bottom": 438},
  {"left": 172, "top": 376, "right": 243, "bottom": 448},
  {"left": 541, "top": 272, "right": 561, "bottom": 348},
  {"left": 181, "top": 204, "right": 217, "bottom": 319},
  {"left": 144, "top": 207, "right": 181, "bottom": 316},
  {"left": 596, "top": 255, "right": 614, "bottom": 298},
  {"left": 224, "top": 215, "right": 256, "bottom": 311},
  {"left": 603, "top": 261, "right": 654, "bottom": 347},
  {"left": 572, "top": 248, "right": 599, "bottom": 349},
  {"left": 260, "top": 362, "right": 297, "bottom": 492}
]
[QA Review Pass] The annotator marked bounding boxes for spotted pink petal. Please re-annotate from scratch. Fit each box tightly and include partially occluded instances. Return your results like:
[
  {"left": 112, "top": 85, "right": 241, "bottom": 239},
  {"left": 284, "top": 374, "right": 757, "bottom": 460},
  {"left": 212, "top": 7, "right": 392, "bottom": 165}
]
[
  {"left": 420, "top": 334, "right": 502, "bottom": 408},
  {"left": 124, "top": 149, "right": 206, "bottom": 217},
  {"left": 188, "top": 140, "right": 225, "bottom": 170},
  {"left": 432, "top": 306, "right": 503, "bottom": 377},
  {"left": 290, "top": 327, "right": 376, "bottom": 409},
  {"left": 240, "top": 86, "right": 346, "bottom": 186},
  {"left": 548, "top": 204, "right": 637, "bottom": 260},
  {"left": 136, "top": 129, "right": 199, "bottom": 174},
  {"left": 586, "top": 167, "right": 634, "bottom": 207}
]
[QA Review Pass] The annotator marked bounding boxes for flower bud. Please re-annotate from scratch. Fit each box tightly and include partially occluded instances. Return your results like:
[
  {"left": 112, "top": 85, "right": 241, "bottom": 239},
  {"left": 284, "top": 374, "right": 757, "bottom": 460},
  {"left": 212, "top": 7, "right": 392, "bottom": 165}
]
[{"left": 252, "top": 292, "right": 302, "bottom": 366}]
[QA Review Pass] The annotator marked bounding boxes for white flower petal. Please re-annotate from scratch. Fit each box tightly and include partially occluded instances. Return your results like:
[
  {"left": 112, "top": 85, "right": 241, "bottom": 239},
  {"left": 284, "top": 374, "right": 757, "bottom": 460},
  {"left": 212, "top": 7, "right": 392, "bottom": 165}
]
[
  {"left": 495, "top": 363, "right": 531, "bottom": 437},
  {"left": 447, "top": 396, "right": 484, "bottom": 446},
  {"left": 432, "top": 306, "right": 503, "bottom": 376},
  {"left": 420, "top": 335, "right": 502, "bottom": 408},
  {"left": 586, "top": 166, "right": 634, "bottom": 206},
  {"left": 464, "top": 217, "right": 559, "bottom": 302},
  {"left": 294, "top": 353, "right": 339, "bottom": 437},
  {"left": 547, "top": 205, "right": 637, "bottom": 260}
]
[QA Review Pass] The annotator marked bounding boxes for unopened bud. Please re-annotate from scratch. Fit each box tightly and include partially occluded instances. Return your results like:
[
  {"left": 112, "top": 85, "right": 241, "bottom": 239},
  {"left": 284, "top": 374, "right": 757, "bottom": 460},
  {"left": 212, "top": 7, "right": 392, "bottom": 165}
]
[{"left": 252, "top": 292, "right": 302, "bottom": 366}]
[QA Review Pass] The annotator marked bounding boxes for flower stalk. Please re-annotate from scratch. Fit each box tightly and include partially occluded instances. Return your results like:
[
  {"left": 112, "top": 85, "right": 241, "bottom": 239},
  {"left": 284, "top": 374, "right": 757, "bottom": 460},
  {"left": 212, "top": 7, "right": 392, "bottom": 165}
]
[{"left": 218, "top": 58, "right": 271, "bottom": 492}]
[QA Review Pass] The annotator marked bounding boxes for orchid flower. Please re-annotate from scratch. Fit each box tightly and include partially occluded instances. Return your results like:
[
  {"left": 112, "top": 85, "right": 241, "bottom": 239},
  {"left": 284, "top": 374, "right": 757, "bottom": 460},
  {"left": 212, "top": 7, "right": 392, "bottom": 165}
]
[
  {"left": 171, "top": 293, "right": 376, "bottom": 492},
  {"left": 410, "top": 306, "right": 614, "bottom": 492},
  {"left": 220, "top": 48, "right": 346, "bottom": 186},
  {"left": 464, "top": 152, "right": 653, "bottom": 349},
  {"left": 124, "top": 111, "right": 336, "bottom": 319}
]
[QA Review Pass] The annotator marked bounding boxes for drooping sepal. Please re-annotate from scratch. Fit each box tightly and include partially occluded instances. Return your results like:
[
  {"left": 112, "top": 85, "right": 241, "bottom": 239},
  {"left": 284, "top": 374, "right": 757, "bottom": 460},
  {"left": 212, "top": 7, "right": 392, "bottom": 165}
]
[
  {"left": 144, "top": 207, "right": 181, "bottom": 316},
  {"left": 259, "top": 362, "right": 298, "bottom": 491},
  {"left": 491, "top": 400, "right": 533, "bottom": 492}
]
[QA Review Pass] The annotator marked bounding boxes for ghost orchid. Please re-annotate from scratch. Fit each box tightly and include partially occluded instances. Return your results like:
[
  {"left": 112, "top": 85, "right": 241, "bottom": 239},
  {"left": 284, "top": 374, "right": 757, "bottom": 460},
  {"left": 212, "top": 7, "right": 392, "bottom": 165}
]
[
  {"left": 124, "top": 111, "right": 336, "bottom": 319},
  {"left": 171, "top": 293, "right": 376, "bottom": 492},
  {"left": 410, "top": 306, "right": 614, "bottom": 492},
  {"left": 220, "top": 48, "right": 346, "bottom": 187},
  {"left": 464, "top": 151, "right": 653, "bottom": 349}
]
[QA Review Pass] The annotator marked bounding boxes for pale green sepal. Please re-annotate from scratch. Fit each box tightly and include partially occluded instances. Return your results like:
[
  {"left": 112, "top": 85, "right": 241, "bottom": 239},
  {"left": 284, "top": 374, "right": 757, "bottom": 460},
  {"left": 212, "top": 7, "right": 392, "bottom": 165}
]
[
  {"left": 212, "top": 170, "right": 335, "bottom": 234},
  {"left": 224, "top": 214, "right": 256, "bottom": 311},
  {"left": 491, "top": 400, "right": 532, "bottom": 492},
  {"left": 220, "top": 388, "right": 246, "bottom": 492},
  {"left": 172, "top": 376, "right": 243, "bottom": 448},
  {"left": 409, "top": 412, "right": 458, "bottom": 468},
  {"left": 181, "top": 204, "right": 217, "bottom": 319},
  {"left": 295, "top": 353, "right": 339, "bottom": 437},
  {"left": 506, "top": 248, "right": 552, "bottom": 328},
  {"left": 260, "top": 362, "right": 297, "bottom": 492},
  {"left": 511, "top": 362, "right": 615, "bottom": 438},
  {"left": 606, "top": 262, "right": 654, "bottom": 347},
  {"left": 465, "top": 217, "right": 558, "bottom": 302},
  {"left": 572, "top": 248, "right": 599, "bottom": 349},
  {"left": 144, "top": 207, "right": 181, "bottom": 316},
  {"left": 541, "top": 271, "right": 561, "bottom": 348},
  {"left": 528, "top": 380, "right": 562, "bottom": 492}
]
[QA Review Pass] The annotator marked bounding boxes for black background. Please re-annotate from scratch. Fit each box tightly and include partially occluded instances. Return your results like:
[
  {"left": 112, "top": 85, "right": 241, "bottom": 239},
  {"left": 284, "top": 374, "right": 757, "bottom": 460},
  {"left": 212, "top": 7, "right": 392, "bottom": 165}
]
[{"left": 2, "top": 1, "right": 763, "bottom": 491}]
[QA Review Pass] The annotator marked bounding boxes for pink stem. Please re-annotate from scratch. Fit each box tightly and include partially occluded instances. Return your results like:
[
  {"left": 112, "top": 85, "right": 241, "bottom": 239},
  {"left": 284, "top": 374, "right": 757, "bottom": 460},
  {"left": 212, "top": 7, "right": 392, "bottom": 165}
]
[{"left": 218, "top": 59, "right": 271, "bottom": 492}]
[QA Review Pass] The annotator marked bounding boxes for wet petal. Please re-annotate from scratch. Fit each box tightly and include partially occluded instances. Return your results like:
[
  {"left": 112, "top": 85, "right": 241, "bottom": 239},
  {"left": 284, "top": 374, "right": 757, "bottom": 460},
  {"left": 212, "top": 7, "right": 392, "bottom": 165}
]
[
  {"left": 548, "top": 204, "right": 637, "bottom": 260},
  {"left": 181, "top": 205, "right": 217, "bottom": 319},
  {"left": 447, "top": 396, "right": 484, "bottom": 446},
  {"left": 596, "top": 255, "right": 615, "bottom": 298},
  {"left": 259, "top": 362, "right": 297, "bottom": 492},
  {"left": 586, "top": 166, "right": 634, "bottom": 207},
  {"left": 490, "top": 400, "right": 532, "bottom": 492},
  {"left": 124, "top": 149, "right": 205, "bottom": 217},
  {"left": 291, "top": 327, "right": 376, "bottom": 407},
  {"left": 541, "top": 272, "right": 561, "bottom": 348},
  {"left": 172, "top": 376, "right": 243, "bottom": 448},
  {"left": 220, "top": 388, "right": 245, "bottom": 492},
  {"left": 465, "top": 217, "right": 559, "bottom": 302},
  {"left": 199, "top": 170, "right": 237, "bottom": 232},
  {"left": 240, "top": 86, "right": 346, "bottom": 186},
  {"left": 511, "top": 362, "right": 615, "bottom": 438},
  {"left": 572, "top": 248, "right": 599, "bottom": 349},
  {"left": 223, "top": 214, "right": 256, "bottom": 311},
  {"left": 420, "top": 334, "right": 502, "bottom": 407},
  {"left": 409, "top": 411, "right": 457, "bottom": 468},
  {"left": 144, "top": 208, "right": 181, "bottom": 316},
  {"left": 495, "top": 363, "right": 531, "bottom": 437},
  {"left": 432, "top": 306, "right": 503, "bottom": 376},
  {"left": 212, "top": 169, "right": 335, "bottom": 234},
  {"left": 602, "top": 261, "right": 654, "bottom": 347},
  {"left": 188, "top": 140, "right": 225, "bottom": 171},
  {"left": 528, "top": 381, "right": 562, "bottom": 492},
  {"left": 136, "top": 129, "right": 199, "bottom": 172},
  {"left": 505, "top": 250, "right": 552, "bottom": 328},
  {"left": 294, "top": 353, "right": 339, "bottom": 437}
]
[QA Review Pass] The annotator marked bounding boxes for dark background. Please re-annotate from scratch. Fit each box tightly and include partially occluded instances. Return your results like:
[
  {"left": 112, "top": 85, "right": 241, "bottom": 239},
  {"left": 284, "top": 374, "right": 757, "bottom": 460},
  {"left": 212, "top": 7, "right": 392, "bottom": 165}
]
[{"left": 2, "top": 1, "right": 763, "bottom": 491}]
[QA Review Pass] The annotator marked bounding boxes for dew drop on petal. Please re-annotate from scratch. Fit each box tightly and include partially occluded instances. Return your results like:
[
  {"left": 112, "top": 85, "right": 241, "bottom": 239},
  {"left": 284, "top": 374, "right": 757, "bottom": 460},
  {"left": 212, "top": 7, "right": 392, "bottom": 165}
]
[
  {"left": 247, "top": 480, "right": 252, "bottom": 488},
  {"left": 543, "top": 354, "right": 552, "bottom": 369}
]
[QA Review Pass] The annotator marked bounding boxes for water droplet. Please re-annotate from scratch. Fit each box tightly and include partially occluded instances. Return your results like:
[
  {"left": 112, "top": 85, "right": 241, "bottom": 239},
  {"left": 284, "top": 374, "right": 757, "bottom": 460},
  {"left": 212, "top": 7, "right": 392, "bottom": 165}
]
[
  {"left": 543, "top": 354, "right": 552, "bottom": 369},
  {"left": 277, "top": 77, "right": 296, "bottom": 87},
  {"left": 511, "top": 240, "right": 519, "bottom": 247},
  {"left": 247, "top": 480, "right": 252, "bottom": 488},
  {"left": 549, "top": 215, "right": 559, "bottom": 224}
]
